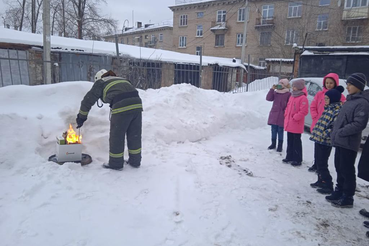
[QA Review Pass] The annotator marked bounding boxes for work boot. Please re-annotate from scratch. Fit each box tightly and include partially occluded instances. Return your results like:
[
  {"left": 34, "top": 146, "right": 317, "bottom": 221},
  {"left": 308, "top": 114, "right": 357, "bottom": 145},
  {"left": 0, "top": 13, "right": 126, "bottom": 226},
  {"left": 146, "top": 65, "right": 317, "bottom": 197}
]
[
  {"left": 316, "top": 181, "right": 333, "bottom": 194},
  {"left": 127, "top": 160, "right": 140, "bottom": 168},
  {"left": 276, "top": 141, "right": 283, "bottom": 152},
  {"left": 331, "top": 194, "right": 354, "bottom": 208},
  {"left": 308, "top": 163, "right": 317, "bottom": 172},
  {"left": 268, "top": 140, "right": 276, "bottom": 150},
  {"left": 102, "top": 163, "right": 123, "bottom": 171},
  {"left": 325, "top": 187, "right": 342, "bottom": 203}
]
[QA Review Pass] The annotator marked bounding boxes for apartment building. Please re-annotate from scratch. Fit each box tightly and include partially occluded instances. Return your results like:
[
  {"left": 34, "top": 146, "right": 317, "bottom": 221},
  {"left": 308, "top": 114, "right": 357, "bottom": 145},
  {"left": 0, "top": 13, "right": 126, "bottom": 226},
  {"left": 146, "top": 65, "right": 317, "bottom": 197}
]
[
  {"left": 170, "top": 0, "right": 369, "bottom": 66},
  {"left": 105, "top": 21, "right": 173, "bottom": 50}
]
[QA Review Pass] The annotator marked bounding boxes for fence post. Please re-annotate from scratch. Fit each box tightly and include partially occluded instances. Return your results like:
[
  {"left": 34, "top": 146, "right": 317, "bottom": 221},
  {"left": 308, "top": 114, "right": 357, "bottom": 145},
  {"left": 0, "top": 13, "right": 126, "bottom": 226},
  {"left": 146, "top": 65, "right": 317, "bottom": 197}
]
[
  {"left": 246, "top": 54, "right": 251, "bottom": 92},
  {"left": 199, "top": 46, "right": 203, "bottom": 88}
]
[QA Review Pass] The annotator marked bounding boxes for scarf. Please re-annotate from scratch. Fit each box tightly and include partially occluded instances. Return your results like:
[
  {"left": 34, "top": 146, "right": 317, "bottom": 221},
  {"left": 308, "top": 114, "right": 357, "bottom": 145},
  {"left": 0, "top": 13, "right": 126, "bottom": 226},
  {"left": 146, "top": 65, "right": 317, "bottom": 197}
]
[
  {"left": 275, "top": 88, "right": 290, "bottom": 94},
  {"left": 292, "top": 90, "right": 304, "bottom": 97}
]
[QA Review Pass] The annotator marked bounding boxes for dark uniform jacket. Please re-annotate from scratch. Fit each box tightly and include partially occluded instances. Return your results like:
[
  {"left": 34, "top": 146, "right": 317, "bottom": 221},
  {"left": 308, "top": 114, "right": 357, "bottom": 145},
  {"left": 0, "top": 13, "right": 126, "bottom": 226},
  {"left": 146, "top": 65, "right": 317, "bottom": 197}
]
[{"left": 78, "top": 76, "right": 142, "bottom": 119}]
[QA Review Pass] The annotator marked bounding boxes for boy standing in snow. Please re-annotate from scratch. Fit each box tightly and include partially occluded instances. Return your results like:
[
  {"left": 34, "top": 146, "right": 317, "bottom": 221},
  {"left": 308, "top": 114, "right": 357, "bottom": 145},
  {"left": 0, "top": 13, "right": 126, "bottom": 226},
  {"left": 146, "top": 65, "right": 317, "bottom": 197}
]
[
  {"left": 308, "top": 73, "right": 346, "bottom": 172},
  {"left": 282, "top": 79, "right": 309, "bottom": 166},
  {"left": 266, "top": 79, "right": 291, "bottom": 152},
  {"left": 309, "top": 86, "right": 344, "bottom": 194},
  {"left": 327, "top": 73, "right": 369, "bottom": 208}
]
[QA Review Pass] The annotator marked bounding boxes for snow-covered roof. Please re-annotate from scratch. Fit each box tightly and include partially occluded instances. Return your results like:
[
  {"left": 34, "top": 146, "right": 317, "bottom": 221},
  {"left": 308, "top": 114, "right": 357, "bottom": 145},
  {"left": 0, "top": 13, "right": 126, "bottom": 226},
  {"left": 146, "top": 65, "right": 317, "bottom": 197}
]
[
  {"left": 265, "top": 58, "right": 294, "bottom": 62},
  {"left": 301, "top": 50, "right": 369, "bottom": 56},
  {"left": 0, "top": 28, "right": 245, "bottom": 69},
  {"left": 170, "top": 0, "right": 216, "bottom": 8},
  {"left": 108, "top": 21, "right": 173, "bottom": 37}
]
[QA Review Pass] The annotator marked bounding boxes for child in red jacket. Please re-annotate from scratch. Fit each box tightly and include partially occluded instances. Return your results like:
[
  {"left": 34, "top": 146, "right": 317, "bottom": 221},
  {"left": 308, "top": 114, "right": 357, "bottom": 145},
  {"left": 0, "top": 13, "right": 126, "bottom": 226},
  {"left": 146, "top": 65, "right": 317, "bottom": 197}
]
[
  {"left": 282, "top": 79, "right": 309, "bottom": 166},
  {"left": 308, "top": 73, "right": 346, "bottom": 172}
]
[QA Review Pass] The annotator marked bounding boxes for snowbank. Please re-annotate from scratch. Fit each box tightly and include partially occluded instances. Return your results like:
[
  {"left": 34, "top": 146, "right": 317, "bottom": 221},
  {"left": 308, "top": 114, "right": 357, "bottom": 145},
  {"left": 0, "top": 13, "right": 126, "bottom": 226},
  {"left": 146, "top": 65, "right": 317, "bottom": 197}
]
[{"left": 0, "top": 82, "right": 368, "bottom": 246}]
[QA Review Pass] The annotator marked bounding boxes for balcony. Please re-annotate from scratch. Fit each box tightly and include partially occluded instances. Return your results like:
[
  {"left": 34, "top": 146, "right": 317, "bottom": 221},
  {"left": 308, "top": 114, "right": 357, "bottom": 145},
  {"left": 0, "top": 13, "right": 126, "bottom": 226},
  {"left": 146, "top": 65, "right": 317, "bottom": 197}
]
[
  {"left": 255, "top": 17, "right": 275, "bottom": 28},
  {"left": 342, "top": 7, "right": 369, "bottom": 20},
  {"left": 210, "top": 21, "right": 228, "bottom": 34}
]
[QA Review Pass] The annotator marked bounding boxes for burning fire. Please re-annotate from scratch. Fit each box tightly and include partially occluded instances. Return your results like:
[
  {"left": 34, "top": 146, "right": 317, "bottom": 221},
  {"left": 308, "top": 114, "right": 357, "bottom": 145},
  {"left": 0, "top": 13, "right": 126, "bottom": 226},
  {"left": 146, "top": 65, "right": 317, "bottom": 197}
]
[{"left": 66, "top": 124, "right": 82, "bottom": 144}]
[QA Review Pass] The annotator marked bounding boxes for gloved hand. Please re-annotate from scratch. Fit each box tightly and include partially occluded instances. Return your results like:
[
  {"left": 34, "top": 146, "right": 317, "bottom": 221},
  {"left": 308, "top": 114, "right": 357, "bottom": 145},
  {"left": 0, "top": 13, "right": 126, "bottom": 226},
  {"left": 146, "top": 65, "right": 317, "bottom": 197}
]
[{"left": 76, "top": 114, "right": 87, "bottom": 129}]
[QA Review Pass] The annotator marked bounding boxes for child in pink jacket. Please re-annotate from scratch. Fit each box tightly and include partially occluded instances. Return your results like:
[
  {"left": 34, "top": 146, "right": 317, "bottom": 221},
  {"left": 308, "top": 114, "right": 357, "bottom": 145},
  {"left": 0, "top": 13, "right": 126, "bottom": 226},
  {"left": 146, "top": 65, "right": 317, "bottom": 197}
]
[
  {"left": 308, "top": 73, "right": 346, "bottom": 172},
  {"left": 282, "top": 79, "right": 309, "bottom": 166}
]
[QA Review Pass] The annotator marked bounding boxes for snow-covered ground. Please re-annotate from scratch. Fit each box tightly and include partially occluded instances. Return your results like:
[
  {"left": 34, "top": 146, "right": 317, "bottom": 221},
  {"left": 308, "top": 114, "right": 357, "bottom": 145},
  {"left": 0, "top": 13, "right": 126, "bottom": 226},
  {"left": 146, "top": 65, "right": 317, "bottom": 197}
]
[{"left": 0, "top": 83, "right": 368, "bottom": 246}]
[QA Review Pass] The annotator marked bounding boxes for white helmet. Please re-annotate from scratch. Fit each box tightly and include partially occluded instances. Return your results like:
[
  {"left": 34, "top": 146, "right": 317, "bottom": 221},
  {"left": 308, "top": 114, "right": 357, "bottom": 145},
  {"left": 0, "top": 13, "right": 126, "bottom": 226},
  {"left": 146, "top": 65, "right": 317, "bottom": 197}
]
[{"left": 94, "top": 69, "right": 108, "bottom": 82}]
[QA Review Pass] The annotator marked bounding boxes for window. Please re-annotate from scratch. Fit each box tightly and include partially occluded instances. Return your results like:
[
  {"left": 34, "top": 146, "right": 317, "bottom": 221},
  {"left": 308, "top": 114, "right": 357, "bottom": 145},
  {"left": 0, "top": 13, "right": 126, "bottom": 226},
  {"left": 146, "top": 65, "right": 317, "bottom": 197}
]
[
  {"left": 151, "top": 35, "right": 155, "bottom": 43},
  {"left": 196, "top": 46, "right": 202, "bottom": 56},
  {"left": 126, "top": 37, "right": 129, "bottom": 44},
  {"left": 319, "top": 0, "right": 331, "bottom": 6},
  {"left": 197, "top": 12, "right": 204, "bottom": 18},
  {"left": 308, "top": 82, "right": 322, "bottom": 97},
  {"left": 236, "top": 33, "right": 244, "bottom": 46},
  {"left": 262, "top": 5, "right": 274, "bottom": 19},
  {"left": 316, "top": 14, "right": 329, "bottom": 30},
  {"left": 345, "top": 0, "right": 368, "bottom": 8},
  {"left": 346, "top": 26, "right": 362, "bottom": 42},
  {"left": 179, "top": 36, "right": 187, "bottom": 48},
  {"left": 259, "top": 58, "right": 266, "bottom": 67},
  {"left": 159, "top": 33, "right": 163, "bottom": 42},
  {"left": 285, "top": 30, "right": 299, "bottom": 45},
  {"left": 288, "top": 2, "right": 302, "bottom": 18},
  {"left": 260, "top": 32, "right": 272, "bottom": 45},
  {"left": 196, "top": 25, "right": 203, "bottom": 37},
  {"left": 217, "top": 10, "right": 226, "bottom": 23},
  {"left": 179, "top": 15, "right": 188, "bottom": 26},
  {"left": 215, "top": 34, "right": 225, "bottom": 47},
  {"left": 238, "top": 8, "right": 245, "bottom": 22}
]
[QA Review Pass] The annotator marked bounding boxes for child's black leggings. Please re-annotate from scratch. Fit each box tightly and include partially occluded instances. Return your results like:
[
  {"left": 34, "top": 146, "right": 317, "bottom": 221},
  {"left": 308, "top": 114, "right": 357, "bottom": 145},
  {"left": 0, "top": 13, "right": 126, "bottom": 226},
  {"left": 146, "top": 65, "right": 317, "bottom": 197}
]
[{"left": 286, "top": 132, "right": 302, "bottom": 162}]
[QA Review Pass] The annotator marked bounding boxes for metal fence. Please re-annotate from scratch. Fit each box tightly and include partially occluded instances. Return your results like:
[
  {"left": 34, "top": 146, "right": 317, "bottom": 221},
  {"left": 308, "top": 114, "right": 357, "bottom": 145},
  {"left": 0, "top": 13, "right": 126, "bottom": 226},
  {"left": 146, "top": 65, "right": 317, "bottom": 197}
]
[{"left": 0, "top": 48, "right": 293, "bottom": 93}]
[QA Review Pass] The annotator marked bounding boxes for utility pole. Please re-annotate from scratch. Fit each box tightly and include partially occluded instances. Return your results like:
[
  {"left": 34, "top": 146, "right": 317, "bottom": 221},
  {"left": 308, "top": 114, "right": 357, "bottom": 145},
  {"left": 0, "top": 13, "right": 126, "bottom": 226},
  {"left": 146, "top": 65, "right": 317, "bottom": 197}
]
[
  {"left": 43, "top": 0, "right": 51, "bottom": 84},
  {"left": 240, "top": 0, "right": 249, "bottom": 90}
]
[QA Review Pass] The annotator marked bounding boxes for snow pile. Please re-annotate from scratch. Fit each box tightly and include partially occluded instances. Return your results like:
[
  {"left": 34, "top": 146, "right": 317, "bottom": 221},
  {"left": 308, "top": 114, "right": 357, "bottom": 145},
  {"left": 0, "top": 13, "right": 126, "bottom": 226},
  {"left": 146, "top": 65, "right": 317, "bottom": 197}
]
[{"left": 0, "top": 82, "right": 368, "bottom": 246}]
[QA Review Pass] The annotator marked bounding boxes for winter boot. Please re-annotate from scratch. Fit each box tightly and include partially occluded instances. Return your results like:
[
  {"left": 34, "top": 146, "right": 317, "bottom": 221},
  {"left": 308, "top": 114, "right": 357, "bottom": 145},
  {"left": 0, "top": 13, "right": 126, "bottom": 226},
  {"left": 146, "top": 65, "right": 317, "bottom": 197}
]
[
  {"left": 268, "top": 140, "right": 276, "bottom": 150},
  {"left": 308, "top": 163, "right": 317, "bottom": 172},
  {"left": 316, "top": 181, "right": 334, "bottom": 194},
  {"left": 282, "top": 158, "right": 292, "bottom": 163},
  {"left": 310, "top": 176, "right": 324, "bottom": 189},
  {"left": 359, "top": 209, "right": 369, "bottom": 219},
  {"left": 331, "top": 194, "right": 354, "bottom": 208},
  {"left": 276, "top": 141, "right": 283, "bottom": 152},
  {"left": 325, "top": 187, "right": 343, "bottom": 203},
  {"left": 364, "top": 221, "right": 369, "bottom": 229},
  {"left": 291, "top": 161, "right": 302, "bottom": 166}
]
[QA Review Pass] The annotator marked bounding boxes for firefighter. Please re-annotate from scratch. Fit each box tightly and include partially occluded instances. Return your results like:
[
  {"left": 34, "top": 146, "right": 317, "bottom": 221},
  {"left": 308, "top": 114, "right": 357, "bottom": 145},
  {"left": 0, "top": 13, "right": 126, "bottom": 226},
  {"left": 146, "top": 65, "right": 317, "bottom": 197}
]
[{"left": 76, "top": 69, "right": 143, "bottom": 170}]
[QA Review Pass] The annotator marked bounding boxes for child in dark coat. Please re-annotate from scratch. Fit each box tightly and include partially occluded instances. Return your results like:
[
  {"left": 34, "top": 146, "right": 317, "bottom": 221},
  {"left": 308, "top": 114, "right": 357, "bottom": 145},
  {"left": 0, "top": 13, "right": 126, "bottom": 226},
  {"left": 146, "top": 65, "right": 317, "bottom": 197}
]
[
  {"left": 309, "top": 86, "right": 344, "bottom": 194},
  {"left": 266, "top": 79, "right": 291, "bottom": 152},
  {"left": 327, "top": 73, "right": 369, "bottom": 208}
]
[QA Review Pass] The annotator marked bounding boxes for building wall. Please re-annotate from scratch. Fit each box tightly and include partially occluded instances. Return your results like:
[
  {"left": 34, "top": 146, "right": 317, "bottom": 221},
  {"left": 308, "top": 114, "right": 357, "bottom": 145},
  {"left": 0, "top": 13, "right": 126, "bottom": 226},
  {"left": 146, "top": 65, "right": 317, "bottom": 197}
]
[
  {"left": 171, "top": 0, "right": 369, "bottom": 65},
  {"left": 105, "top": 28, "right": 174, "bottom": 51},
  {"left": 171, "top": 0, "right": 245, "bottom": 57}
]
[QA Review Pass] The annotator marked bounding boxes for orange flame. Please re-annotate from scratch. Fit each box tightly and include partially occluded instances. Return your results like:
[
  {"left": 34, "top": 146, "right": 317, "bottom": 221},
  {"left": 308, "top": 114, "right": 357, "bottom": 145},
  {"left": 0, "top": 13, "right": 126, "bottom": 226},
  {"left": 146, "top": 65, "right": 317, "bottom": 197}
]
[{"left": 66, "top": 124, "right": 82, "bottom": 144}]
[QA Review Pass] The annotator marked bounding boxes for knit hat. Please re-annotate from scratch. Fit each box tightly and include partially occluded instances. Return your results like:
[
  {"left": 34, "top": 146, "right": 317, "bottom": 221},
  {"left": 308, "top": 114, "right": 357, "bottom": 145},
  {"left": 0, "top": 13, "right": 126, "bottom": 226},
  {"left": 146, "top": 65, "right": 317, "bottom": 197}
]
[
  {"left": 346, "top": 73, "right": 367, "bottom": 91},
  {"left": 325, "top": 86, "right": 344, "bottom": 103},
  {"left": 279, "top": 78, "right": 290, "bottom": 88},
  {"left": 292, "top": 79, "right": 305, "bottom": 90}
]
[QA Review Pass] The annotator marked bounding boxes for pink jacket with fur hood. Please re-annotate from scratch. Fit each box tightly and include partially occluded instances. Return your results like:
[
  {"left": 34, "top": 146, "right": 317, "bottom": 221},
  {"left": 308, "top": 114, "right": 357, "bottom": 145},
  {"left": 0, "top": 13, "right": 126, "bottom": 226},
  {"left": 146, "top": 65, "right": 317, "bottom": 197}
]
[
  {"left": 310, "top": 73, "right": 346, "bottom": 132},
  {"left": 284, "top": 87, "right": 309, "bottom": 134}
]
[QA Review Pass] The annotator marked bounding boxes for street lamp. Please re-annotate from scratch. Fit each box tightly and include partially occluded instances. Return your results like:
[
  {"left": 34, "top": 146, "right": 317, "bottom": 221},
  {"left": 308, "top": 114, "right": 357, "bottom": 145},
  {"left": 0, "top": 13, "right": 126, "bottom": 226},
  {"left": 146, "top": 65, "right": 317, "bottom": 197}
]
[{"left": 122, "top": 19, "right": 130, "bottom": 34}]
